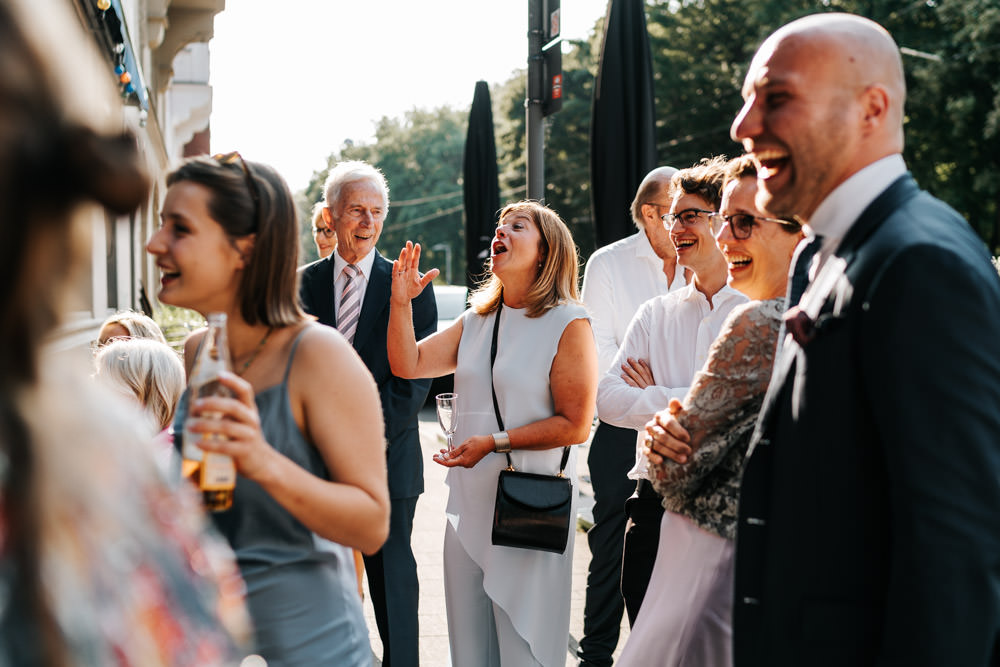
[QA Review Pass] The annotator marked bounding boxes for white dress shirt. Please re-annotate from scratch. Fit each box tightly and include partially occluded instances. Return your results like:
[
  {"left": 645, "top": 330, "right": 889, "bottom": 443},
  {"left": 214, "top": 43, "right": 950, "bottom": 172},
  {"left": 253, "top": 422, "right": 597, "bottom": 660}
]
[
  {"left": 332, "top": 248, "right": 377, "bottom": 318},
  {"left": 596, "top": 283, "right": 747, "bottom": 480},
  {"left": 581, "top": 231, "right": 687, "bottom": 374},
  {"left": 808, "top": 154, "right": 907, "bottom": 268}
]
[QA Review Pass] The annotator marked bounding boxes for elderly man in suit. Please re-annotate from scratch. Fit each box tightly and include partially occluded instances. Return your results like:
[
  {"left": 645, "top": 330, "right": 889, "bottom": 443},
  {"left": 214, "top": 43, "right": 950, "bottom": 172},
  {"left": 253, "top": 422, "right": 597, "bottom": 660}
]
[
  {"left": 299, "top": 160, "right": 436, "bottom": 667},
  {"left": 648, "top": 12, "right": 1000, "bottom": 666}
]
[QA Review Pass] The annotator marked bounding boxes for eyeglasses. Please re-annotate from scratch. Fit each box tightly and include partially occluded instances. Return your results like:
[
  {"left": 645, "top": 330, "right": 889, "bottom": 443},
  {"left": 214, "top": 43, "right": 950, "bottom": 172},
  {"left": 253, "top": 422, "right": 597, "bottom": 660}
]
[
  {"left": 714, "top": 213, "right": 801, "bottom": 240},
  {"left": 661, "top": 208, "right": 714, "bottom": 229},
  {"left": 212, "top": 151, "right": 260, "bottom": 225},
  {"left": 314, "top": 226, "right": 335, "bottom": 238}
]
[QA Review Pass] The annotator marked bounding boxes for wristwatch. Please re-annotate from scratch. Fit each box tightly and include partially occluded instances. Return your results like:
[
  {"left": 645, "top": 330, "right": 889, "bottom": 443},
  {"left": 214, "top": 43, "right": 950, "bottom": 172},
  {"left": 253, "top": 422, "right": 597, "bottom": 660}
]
[{"left": 492, "top": 431, "right": 511, "bottom": 454}]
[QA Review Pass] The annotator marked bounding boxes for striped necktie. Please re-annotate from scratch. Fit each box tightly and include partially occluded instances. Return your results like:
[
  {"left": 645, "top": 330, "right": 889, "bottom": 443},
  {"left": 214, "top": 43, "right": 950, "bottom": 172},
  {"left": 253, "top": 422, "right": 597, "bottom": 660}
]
[{"left": 338, "top": 264, "right": 361, "bottom": 344}]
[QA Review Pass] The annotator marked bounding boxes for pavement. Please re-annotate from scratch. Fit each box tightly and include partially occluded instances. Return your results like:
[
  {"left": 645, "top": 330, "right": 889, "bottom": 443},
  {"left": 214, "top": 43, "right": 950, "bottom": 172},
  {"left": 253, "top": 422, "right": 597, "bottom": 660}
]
[{"left": 360, "top": 407, "right": 631, "bottom": 666}]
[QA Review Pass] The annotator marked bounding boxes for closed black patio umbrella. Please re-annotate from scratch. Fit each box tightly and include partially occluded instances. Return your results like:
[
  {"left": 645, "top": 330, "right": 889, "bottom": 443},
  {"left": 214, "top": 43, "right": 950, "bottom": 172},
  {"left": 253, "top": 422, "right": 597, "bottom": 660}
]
[
  {"left": 463, "top": 80, "right": 502, "bottom": 290},
  {"left": 589, "top": 0, "right": 658, "bottom": 248}
]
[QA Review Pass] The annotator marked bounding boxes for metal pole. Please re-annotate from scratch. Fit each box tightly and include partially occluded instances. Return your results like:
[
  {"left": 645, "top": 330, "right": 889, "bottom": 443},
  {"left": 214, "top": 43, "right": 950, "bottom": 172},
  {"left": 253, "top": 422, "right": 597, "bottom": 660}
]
[
  {"left": 526, "top": 0, "right": 544, "bottom": 201},
  {"left": 432, "top": 243, "right": 452, "bottom": 285}
]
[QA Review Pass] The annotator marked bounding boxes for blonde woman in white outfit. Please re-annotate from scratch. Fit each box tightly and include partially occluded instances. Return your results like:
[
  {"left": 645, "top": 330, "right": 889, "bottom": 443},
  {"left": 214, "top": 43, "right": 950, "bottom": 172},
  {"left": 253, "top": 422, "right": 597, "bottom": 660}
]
[{"left": 388, "top": 201, "right": 598, "bottom": 666}]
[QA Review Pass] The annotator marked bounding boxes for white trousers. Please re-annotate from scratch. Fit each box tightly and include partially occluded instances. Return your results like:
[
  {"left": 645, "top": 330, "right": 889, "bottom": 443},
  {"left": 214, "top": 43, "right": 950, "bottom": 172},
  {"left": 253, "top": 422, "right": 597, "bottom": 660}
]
[
  {"left": 442, "top": 522, "right": 543, "bottom": 667},
  {"left": 616, "top": 510, "right": 735, "bottom": 667}
]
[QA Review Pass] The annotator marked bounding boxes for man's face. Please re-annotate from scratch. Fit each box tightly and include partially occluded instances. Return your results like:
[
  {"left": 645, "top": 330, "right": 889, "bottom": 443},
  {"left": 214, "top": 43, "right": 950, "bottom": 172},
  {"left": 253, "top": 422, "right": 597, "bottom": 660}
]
[
  {"left": 641, "top": 182, "right": 677, "bottom": 260},
  {"left": 667, "top": 192, "right": 721, "bottom": 274},
  {"left": 730, "top": 34, "right": 863, "bottom": 220},
  {"left": 330, "top": 179, "right": 386, "bottom": 264}
]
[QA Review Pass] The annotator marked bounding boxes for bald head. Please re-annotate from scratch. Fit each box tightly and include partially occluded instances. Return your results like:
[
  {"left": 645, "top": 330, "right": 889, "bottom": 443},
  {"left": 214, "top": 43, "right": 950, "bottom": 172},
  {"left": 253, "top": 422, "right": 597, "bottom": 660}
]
[
  {"left": 730, "top": 13, "right": 907, "bottom": 220},
  {"left": 631, "top": 166, "right": 679, "bottom": 229},
  {"left": 765, "top": 13, "right": 906, "bottom": 139}
]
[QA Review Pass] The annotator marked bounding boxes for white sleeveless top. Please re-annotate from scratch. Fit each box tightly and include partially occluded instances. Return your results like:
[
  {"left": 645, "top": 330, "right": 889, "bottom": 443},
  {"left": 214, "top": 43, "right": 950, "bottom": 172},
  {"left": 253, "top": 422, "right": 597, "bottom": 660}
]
[{"left": 446, "top": 301, "right": 590, "bottom": 667}]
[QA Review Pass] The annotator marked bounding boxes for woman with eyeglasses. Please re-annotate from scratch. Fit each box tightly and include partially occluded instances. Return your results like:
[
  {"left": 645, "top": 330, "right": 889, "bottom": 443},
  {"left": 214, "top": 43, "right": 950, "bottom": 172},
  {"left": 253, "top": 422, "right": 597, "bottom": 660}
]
[
  {"left": 616, "top": 154, "right": 803, "bottom": 666},
  {"left": 311, "top": 201, "right": 337, "bottom": 259},
  {"left": 147, "top": 153, "right": 390, "bottom": 666}
]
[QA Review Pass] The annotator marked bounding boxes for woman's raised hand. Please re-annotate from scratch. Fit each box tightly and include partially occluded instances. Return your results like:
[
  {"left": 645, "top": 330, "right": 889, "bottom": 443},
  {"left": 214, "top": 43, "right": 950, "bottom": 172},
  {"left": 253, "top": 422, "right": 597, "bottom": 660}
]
[{"left": 392, "top": 241, "right": 440, "bottom": 305}]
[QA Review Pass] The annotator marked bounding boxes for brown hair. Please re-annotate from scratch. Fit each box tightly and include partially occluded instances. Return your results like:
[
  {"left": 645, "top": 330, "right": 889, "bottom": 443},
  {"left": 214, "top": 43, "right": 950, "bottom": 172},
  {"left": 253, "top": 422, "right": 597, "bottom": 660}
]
[
  {"left": 669, "top": 156, "right": 728, "bottom": 210},
  {"left": 0, "top": 0, "right": 148, "bottom": 662},
  {"left": 167, "top": 157, "right": 305, "bottom": 327},
  {"left": 469, "top": 201, "right": 580, "bottom": 318}
]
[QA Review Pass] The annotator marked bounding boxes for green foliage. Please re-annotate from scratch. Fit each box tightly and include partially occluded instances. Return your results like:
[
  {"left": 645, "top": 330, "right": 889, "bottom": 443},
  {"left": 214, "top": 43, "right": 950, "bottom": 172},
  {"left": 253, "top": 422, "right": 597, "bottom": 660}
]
[
  {"left": 301, "top": 108, "right": 467, "bottom": 283},
  {"left": 153, "top": 304, "right": 204, "bottom": 352},
  {"left": 298, "top": 0, "right": 1000, "bottom": 269}
]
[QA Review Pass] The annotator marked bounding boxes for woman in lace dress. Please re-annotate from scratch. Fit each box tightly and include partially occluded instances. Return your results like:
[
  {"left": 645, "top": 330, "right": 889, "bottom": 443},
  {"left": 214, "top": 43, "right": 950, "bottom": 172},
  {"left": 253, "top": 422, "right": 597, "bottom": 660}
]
[
  {"left": 616, "top": 155, "right": 804, "bottom": 666},
  {"left": 386, "top": 201, "right": 597, "bottom": 667}
]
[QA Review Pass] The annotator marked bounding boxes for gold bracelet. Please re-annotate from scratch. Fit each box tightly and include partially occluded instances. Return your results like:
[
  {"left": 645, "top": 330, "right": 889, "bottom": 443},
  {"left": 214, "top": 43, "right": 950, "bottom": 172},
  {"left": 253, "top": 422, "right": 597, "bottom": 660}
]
[{"left": 492, "top": 430, "right": 511, "bottom": 453}]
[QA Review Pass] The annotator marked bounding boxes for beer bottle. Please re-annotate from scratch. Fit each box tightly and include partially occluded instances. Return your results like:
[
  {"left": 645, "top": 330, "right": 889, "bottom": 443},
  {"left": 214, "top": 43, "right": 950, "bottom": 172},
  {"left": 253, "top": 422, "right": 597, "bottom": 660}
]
[{"left": 182, "top": 312, "right": 237, "bottom": 511}]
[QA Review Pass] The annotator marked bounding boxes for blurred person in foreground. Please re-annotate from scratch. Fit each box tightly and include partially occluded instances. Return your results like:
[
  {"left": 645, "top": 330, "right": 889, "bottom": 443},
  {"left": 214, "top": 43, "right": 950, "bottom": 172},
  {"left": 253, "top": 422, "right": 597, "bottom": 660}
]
[
  {"left": 727, "top": 13, "right": 1000, "bottom": 665},
  {"left": 619, "top": 155, "right": 802, "bottom": 665},
  {"left": 577, "top": 165, "right": 686, "bottom": 667},
  {"left": 387, "top": 201, "right": 597, "bottom": 666},
  {"left": 0, "top": 0, "right": 249, "bottom": 663},
  {"left": 148, "top": 152, "right": 390, "bottom": 666},
  {"left": 311, "top": 200, "right": 337, "bottom": 259}
]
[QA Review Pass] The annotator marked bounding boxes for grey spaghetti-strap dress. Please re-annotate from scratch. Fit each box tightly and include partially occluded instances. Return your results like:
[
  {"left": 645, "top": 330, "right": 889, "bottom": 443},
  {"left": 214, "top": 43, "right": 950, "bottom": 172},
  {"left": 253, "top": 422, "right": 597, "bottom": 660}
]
[{"left": 175, "top": 329, "right": 369, "bottom": 666}]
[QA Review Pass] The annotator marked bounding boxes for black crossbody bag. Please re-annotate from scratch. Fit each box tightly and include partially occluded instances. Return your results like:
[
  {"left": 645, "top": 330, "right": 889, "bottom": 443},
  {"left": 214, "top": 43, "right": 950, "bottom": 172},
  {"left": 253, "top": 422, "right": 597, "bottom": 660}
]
[{"left": 489, "top": 301, "right": 573, "bottom": 554}]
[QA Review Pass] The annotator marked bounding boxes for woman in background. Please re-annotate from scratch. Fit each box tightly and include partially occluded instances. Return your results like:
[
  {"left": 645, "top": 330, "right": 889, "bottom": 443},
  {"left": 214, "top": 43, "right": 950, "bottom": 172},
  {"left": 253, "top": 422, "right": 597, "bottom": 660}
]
[
  {"left": 148, "top": 153, "right": 389, "bottom": 666},
  {"left": 312, "top": 200, "right": 337, "bottom": 259},
  {"left": 617, "top": 155, "right": 803, "bottom": 666},
  {"left": 387, "top": 201, "right": 597, "bottom": 666},
  {"left": 0, "top": 0, "right": 248, "bottom": 663}
]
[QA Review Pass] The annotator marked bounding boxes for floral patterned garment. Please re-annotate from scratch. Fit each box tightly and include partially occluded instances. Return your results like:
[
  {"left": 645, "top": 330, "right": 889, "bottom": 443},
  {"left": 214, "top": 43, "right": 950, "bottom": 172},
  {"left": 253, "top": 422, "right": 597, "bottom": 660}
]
[
  {"left": 0, "top": 358, "right": 251, "bottom": 667},
  {"left": 649, "top": 298, "right": 784, "bottom": 540}
]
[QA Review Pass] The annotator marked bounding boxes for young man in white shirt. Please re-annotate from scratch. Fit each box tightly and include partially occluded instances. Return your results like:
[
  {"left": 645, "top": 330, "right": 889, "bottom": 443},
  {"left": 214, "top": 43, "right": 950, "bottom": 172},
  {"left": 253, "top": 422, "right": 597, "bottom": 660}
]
[
  {"left": 596, "top": 157, "right": 746, "bottom": 627},
  {"left": 578, "top": 166, "right": 686, "bottom": 667}
]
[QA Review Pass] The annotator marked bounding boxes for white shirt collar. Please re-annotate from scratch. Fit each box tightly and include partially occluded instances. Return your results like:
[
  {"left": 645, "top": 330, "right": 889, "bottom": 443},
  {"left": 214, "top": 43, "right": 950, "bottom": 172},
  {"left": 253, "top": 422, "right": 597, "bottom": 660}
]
[
  {"left": 807, "top": 154, "right": 907, "bottom": 255},
  {"left": 333, "top": 247, "right": 377, "bottom": 281}
]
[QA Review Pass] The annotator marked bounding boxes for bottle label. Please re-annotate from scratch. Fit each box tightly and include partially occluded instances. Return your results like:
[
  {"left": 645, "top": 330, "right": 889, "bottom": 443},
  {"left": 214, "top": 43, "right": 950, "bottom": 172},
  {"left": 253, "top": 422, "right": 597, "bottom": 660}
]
[{"left": 202, "top": 452, "right": 236, "bottom": 490}]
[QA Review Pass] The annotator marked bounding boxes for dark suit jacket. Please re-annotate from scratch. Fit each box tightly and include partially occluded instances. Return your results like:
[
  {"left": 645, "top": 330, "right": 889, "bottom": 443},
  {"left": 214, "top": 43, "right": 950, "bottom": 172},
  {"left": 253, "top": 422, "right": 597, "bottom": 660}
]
[
  {"left": 299, "top": 252, "right": 437, "bottom": 499},
  {"left": 734, "top": 175, "right": 1000, "bottom": 666}
]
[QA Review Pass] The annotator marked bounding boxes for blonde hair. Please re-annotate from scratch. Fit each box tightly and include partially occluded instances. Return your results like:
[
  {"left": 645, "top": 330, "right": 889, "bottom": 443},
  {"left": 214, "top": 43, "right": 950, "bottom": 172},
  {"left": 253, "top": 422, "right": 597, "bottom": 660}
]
[
  {"left": 95, "top": 338, "right": 185, "bottom": 430},
  {"left": 469, "top": 201, "right": 580, "bottom": 318},
  {"left": 98, "top": 310, "right": 166, "bottom": 345}
]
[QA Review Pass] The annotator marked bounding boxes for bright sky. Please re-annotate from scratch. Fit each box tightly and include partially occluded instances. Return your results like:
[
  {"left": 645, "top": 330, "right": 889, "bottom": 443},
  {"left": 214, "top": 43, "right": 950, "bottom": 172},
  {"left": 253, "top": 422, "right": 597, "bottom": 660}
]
[{"left": 209, "top": 0, "right": 610, "bottom": 193}]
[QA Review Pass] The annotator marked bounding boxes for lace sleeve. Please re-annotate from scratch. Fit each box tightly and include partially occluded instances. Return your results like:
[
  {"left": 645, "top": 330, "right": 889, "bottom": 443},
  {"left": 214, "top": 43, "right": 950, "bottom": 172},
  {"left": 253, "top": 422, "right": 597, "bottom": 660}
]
[{"left": 650, "top": 299, "right": 783, "bottom": 494}]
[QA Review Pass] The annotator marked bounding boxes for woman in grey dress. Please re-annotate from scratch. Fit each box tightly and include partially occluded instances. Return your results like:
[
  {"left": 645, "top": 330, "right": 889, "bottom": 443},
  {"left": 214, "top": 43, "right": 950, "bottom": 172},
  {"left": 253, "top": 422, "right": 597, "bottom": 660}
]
[{"left": 148, "top": 155, "right": 389, "bottom": 666}]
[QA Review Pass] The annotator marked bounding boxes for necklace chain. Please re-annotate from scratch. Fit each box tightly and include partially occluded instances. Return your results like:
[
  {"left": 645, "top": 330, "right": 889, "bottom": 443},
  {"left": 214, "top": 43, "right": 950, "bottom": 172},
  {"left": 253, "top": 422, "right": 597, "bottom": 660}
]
[{"left": 236, "top": 327, "right": 273, "bottom": 376}]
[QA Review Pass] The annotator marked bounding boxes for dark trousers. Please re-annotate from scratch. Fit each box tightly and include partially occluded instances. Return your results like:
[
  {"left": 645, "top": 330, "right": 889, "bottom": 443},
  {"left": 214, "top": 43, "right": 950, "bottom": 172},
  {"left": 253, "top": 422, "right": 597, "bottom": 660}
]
[
  {"left": 621, "top": 478, "right": 665, "bottom": 626},
  {"left": 578, "top": 422, "right": 637, "bottom": 667},
  {"left": 363, "top": 495, "right": 419, "bottom": 667}
]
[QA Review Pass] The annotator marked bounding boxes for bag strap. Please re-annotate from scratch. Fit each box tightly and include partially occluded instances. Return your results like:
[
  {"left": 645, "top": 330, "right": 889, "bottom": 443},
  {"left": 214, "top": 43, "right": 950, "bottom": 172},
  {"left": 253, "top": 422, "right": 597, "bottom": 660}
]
[{"left": 489, "top": 296, "right": 570, "bottom": 474}]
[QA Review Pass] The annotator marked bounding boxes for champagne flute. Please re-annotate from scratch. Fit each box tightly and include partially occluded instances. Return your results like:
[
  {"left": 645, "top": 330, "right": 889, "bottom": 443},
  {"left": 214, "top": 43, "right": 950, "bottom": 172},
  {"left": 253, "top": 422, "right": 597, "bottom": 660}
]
[{"left": 435, "top": 392, "right": 458, "bottom": 451}]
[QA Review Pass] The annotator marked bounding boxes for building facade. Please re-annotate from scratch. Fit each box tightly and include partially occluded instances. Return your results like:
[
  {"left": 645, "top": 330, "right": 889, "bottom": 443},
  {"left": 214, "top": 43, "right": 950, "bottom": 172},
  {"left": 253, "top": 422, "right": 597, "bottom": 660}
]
[{"left": 57, "top": 0, "right": 224, "bottom": 349}]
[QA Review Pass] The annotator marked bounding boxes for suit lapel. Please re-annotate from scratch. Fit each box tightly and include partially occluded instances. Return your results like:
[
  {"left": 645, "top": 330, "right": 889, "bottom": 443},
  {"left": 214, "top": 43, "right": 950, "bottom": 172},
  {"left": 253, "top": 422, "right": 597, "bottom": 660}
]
[
  {"left": 751, "top": 174, "right": 921, "bottom": 447},
  {"left": 353, "top": 252, "right": 390, "bottom": 349},
  {"left": 308, "top": 257, "right": 337, "bottom": 328}
]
